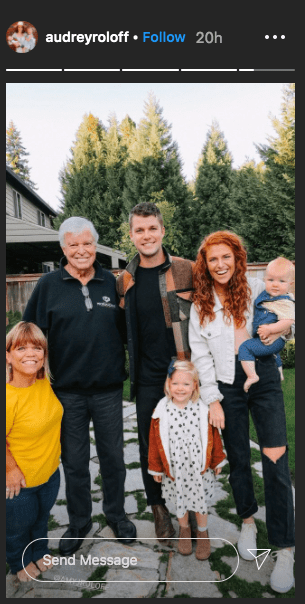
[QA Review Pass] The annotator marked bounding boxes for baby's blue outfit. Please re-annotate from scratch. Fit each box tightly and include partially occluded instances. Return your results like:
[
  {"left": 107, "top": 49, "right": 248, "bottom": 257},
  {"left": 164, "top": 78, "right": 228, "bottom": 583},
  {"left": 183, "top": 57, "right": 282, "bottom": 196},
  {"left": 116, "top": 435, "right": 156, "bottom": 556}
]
[{"left": 238, "top": 291, "right": 294, "bottom": 367}]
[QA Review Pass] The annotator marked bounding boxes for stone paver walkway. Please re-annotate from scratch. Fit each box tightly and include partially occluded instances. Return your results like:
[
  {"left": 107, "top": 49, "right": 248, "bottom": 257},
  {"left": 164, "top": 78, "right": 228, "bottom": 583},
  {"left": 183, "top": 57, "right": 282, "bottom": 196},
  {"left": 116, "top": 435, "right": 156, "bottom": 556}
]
[{"left": 6, "top": 401, "right": 295, "bottom": 598}]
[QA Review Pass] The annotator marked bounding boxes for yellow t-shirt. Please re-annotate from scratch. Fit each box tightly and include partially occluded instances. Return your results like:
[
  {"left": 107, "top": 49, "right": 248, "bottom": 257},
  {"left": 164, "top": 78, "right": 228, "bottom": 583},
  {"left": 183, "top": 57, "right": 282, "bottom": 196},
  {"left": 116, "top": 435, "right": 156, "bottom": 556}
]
[{"left": 6, "top": 377, "right": 63, "bottom": 488}]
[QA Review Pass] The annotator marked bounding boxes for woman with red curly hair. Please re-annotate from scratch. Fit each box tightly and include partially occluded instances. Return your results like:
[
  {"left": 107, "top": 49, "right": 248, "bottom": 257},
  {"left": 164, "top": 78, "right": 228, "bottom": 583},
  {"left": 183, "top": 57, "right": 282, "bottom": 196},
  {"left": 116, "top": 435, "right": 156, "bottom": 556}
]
[
  {"left": 11, "top": 22, "right": 26, "bottom": 53},
  {"left": 189, "top": 231, "right": 295, "bottom": 594}
]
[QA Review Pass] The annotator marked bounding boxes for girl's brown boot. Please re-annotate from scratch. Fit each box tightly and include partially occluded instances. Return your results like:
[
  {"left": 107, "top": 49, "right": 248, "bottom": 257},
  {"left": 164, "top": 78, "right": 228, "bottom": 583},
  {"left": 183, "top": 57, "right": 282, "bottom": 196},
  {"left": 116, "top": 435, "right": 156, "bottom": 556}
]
[
  {"left": 177, "top": 525, "right": 192, "bottom": 555},
  {"left": 195, "top": 528, "right": 211, "bottom": 560}
]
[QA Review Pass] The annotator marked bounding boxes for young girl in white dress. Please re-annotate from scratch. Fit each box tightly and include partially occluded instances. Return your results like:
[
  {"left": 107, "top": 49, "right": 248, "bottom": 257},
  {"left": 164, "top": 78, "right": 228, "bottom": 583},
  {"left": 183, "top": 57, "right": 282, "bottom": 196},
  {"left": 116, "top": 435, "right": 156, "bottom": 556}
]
[{"left": 148, "top": 360, "right": 226, "bottom": 559}]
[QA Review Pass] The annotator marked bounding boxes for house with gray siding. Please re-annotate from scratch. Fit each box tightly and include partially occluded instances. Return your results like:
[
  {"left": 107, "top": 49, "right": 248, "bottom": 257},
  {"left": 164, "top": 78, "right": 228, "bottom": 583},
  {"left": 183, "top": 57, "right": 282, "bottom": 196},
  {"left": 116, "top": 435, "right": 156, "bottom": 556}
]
[{"left": 6, "top": 165, "right": 127, "bottom": 275}]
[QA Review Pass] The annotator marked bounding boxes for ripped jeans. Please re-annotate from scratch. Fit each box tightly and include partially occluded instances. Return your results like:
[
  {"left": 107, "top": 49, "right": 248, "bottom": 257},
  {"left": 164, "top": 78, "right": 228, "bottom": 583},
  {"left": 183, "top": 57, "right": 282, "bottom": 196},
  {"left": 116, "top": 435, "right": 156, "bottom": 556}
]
[{"left": 218, "top": 355, "right": 295, "bottom": 548}]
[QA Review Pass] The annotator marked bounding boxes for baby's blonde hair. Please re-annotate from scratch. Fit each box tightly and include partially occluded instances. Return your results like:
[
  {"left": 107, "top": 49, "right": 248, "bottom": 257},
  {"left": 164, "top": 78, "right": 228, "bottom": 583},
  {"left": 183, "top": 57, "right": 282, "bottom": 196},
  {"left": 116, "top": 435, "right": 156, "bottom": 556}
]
[
  {"left": 164, "top": 360, "right": 200, "bottom": 402},
  {"left": 266, "top": 257, "right": 295, "bottom": 282}
]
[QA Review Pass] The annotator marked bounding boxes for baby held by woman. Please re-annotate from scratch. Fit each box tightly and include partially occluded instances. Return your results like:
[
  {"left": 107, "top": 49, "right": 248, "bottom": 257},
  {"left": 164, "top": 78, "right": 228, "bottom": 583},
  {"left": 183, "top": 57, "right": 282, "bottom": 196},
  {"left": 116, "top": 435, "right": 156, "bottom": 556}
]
[{"left": 239, "top": 257, "right": 295, "bottom": 392}]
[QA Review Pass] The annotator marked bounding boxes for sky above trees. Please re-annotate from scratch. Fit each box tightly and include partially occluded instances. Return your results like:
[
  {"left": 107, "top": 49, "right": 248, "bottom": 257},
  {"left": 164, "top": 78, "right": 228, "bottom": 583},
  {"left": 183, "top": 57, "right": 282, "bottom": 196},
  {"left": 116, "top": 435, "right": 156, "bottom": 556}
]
[{"left": 6, "top": 83, "right": 290, "bottom": 211}]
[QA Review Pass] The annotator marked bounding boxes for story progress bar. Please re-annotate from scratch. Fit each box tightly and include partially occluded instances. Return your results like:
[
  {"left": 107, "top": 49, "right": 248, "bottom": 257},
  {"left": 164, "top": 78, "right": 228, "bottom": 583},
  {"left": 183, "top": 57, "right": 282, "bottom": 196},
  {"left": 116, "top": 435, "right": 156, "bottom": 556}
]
[{"left": 6, "top": 68, "right": 295, "bottom": 72}]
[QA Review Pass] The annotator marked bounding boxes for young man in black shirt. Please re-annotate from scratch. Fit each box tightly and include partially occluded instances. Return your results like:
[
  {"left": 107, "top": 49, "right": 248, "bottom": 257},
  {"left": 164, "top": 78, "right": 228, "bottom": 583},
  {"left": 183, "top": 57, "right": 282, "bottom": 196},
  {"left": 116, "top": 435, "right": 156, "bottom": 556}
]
[{"left": 117, "top": 203, "right": 194, "bottom": 540}]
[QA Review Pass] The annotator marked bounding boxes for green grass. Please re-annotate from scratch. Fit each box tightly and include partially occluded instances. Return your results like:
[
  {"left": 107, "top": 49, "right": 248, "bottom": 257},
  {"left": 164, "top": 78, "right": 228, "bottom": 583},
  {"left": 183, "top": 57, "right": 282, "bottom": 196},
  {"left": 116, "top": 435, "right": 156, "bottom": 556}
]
[
  {"left": 281, "top": 368, "right": 295, "bottom": 477},
  {"left": 209, "top": 542, "right": 295, "bottom": 598},
  {"left": 49, "top": 548, "right": 60, "bottom": 555},
  {"left": 123, "top": 377, "right": 136, "bottom": 402},
  {"left": 249, "top": 368, "right": 295, "bottom": 480},
  {"left": 124, "top": 437, "right": 139, "bottom": 444},
  {"left": 132, "top": 490, "right": 155, "bottom": 521},
  {"left": 91, "top": 513, "right": 107, "bottom": 529},
  {"left": 94, "top": 473, "right": 103, "bottom": 489},
  {"left": 209, "top": 543, "right": 292, "bottom": 598},
  {"left": 123, "top": 378, "right": 132, "bottom": 401},
  {"left": 159, "top": 552, "right": 169, "bottom": 563},
  {"left": 133, "top": 491, "right": 147, "bottom": 515},
  {"left": 47, "top": 514, "right": 60, "bottom": 530},
  {"left": 87, "top": 566, "right": 108, "bottom": 581},
  {"left": 81, "top": 566, "right": 108, "bottom": 597},
  {"left": 125, "top": 461, "right": 141, "bottom": 469}
]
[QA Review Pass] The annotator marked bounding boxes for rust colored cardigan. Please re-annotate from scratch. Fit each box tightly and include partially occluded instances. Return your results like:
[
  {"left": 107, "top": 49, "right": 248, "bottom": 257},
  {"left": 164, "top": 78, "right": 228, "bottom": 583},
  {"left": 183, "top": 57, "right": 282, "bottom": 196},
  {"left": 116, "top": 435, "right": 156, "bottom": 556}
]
[{"left": 148, "top": 397, "right": 226, "bottom": 481}]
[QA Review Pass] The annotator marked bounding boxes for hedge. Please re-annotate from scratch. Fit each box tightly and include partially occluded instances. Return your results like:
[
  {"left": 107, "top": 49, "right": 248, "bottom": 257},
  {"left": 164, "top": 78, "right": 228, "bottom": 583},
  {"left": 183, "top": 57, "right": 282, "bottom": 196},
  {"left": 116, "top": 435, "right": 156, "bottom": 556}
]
[{"left": 280, "top": 339, "right": 295, "bottom": 368}]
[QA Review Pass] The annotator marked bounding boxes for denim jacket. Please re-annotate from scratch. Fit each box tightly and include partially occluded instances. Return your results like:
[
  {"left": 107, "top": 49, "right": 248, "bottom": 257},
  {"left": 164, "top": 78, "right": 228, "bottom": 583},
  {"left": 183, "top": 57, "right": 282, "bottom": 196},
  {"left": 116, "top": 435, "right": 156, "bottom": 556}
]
[{"left": 189, "top": 278, "right": 265, "bottom": 406}]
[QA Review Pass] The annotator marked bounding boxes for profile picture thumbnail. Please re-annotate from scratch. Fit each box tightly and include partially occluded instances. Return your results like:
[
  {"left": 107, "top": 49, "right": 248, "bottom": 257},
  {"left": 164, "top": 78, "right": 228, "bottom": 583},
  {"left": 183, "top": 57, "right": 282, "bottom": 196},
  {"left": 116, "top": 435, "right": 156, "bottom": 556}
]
[{"left": 6, "top": 21, "right": 38, "bottom": 53}]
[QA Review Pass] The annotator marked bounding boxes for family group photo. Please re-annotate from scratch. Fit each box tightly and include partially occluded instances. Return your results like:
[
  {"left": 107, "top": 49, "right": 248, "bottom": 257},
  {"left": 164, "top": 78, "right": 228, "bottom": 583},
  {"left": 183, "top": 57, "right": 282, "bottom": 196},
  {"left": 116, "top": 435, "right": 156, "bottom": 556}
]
[
  {"left": 6, "top": 21, "right": 37, "bottom": 53},
  {"left": 6, "top": 82, "right": 295, "bottom": 599}
]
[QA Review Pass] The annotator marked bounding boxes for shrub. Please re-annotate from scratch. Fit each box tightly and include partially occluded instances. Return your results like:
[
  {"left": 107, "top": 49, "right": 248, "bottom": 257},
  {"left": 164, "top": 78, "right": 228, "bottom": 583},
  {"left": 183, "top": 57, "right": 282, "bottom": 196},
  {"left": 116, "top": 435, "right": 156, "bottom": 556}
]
[
  {"left": 6, "top": 310, "right": 22, "bottom": 334},
  {"left": 280, "top": 339, "right": 295, "bottom": 368}
]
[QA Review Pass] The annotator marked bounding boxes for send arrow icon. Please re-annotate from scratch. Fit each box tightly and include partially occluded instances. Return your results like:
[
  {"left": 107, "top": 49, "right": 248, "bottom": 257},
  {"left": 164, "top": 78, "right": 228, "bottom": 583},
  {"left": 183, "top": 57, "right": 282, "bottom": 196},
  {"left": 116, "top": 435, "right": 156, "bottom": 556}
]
[{"left": 247, "top": 549, "right": 271, "bottom": 570}]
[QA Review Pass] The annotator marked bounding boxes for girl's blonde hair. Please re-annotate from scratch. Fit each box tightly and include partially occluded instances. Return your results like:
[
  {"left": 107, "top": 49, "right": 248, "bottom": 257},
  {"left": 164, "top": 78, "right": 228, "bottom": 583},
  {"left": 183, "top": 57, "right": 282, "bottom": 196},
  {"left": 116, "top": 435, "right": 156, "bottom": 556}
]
[
  {"left": 6, "top": 321, "right": 50, "bottom": 383},
  {"left": 164, "top": 360, "right": 200, "bottom": 402}
]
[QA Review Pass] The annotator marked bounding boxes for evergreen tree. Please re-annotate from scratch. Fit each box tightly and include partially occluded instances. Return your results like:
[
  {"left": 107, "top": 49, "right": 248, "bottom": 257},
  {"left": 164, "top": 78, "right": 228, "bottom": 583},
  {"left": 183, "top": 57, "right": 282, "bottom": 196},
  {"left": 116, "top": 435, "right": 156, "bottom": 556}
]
[
  {"left": 58, "top": 113, "right": 106, "bottom": 202},
  {"left": 194, "top": 121, "right": 234, "bottom": 247},
  {"left": 121, "top": 93, "right": 173, "bottom": 215},
  {"left": 57, "top": 112, "right": 138, "bottom": 248},
  {"left": 54, "top": 162, "right": 110, "bottom": 243},
  {"left": 55, "top": 113, "right": 110, "bottom": 242},
  {"left": 228, "top": 160, "right": 282, "bottom": 261},
  {"left": 6, "top": 120, "right": 37, "bottom": 190},
  {"left": 135, "top": 91, "right": 172, "bottom": 160},
  {"left": 256, "top": 83, "right": 295, "bottom": 190},
  {"left": 119, "top": 115, "right": 138, "bottom": 161},
  {"left": 162, "top": 143, "right": 198, "bottom": 259},
  {"left": 103, "top": 115, "right": 128, "bottom": 245},
  {"left": 255, "top": 83, "right": 295, "bottom": 259},
  {"left": 120, "top": 93, "right": 195, "bottom": 258},
  {"left": 70, "top": 112, "right": 107, "bottom": 170}
]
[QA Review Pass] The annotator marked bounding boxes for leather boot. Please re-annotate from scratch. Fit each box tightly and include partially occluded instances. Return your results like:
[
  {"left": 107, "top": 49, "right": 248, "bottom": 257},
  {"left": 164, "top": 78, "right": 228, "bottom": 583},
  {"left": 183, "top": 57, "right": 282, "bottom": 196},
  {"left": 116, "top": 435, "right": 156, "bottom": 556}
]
[
  {"left": 59, "top": 519, "right": 92, "bottom": 555},
  {"left": 195, "top": 528, "right": 211, "bottom": 560},
  {"left": 178, "top": 525, "right": 192, "bottom": 555},
  {"left": 151, "top": 504, "right": 175, "bottom": 541}
]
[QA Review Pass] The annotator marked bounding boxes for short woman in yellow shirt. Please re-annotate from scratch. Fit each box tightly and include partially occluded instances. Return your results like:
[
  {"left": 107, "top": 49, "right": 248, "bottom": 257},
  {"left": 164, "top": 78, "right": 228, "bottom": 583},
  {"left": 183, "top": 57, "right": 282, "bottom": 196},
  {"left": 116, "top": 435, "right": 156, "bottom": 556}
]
[{"left": 6, "top": 322, "right": 63, "bottom": 582}]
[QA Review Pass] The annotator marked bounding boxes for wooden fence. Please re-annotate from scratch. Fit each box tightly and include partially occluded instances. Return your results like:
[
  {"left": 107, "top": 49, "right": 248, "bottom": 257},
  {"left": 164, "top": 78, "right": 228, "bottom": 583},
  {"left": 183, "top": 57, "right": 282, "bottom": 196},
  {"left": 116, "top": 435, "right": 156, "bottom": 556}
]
[
  {"left": 6, "top": 275, "right": 41, "bottom": 317},
  {"left": 6, "top": 271, "right": 122, "bottom": 317},
  {"left": 246, "top": 262, "right": 295, "bottom": 296},
  {"left": 6, "top": 262, "right": 295, "bottom": 316}
]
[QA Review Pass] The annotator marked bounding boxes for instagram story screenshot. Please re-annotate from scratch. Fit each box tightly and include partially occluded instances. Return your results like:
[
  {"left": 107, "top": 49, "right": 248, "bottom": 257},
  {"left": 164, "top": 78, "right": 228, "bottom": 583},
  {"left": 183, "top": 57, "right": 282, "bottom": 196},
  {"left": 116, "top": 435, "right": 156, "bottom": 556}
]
[{"left": 6, "top": 1, "right": 295, "bottom": 599}]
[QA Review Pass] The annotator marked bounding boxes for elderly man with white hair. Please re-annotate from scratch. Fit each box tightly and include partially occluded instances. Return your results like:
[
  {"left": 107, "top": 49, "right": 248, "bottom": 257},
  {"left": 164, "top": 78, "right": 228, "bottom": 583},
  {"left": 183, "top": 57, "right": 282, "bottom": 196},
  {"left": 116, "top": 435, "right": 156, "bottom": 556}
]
[{"left": 23, "top": 217, "right": 136, "bottom": 553}]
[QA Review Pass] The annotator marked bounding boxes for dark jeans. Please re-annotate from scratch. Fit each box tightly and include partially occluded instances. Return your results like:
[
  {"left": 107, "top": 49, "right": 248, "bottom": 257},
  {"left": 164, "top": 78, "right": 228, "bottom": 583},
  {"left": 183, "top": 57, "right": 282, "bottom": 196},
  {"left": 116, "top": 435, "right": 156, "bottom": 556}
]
[
  {"left": 55, "top": 387, "right": 126, "bottom": 527},
  {"left": 136, "top": 383, "right": 166, "bottom": 507},
  {"left": 218, "top": 355, "right": 295, "bottom": 548},
  {"left": 6, "top": 468, "right": 60, "bottom": 574}
]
